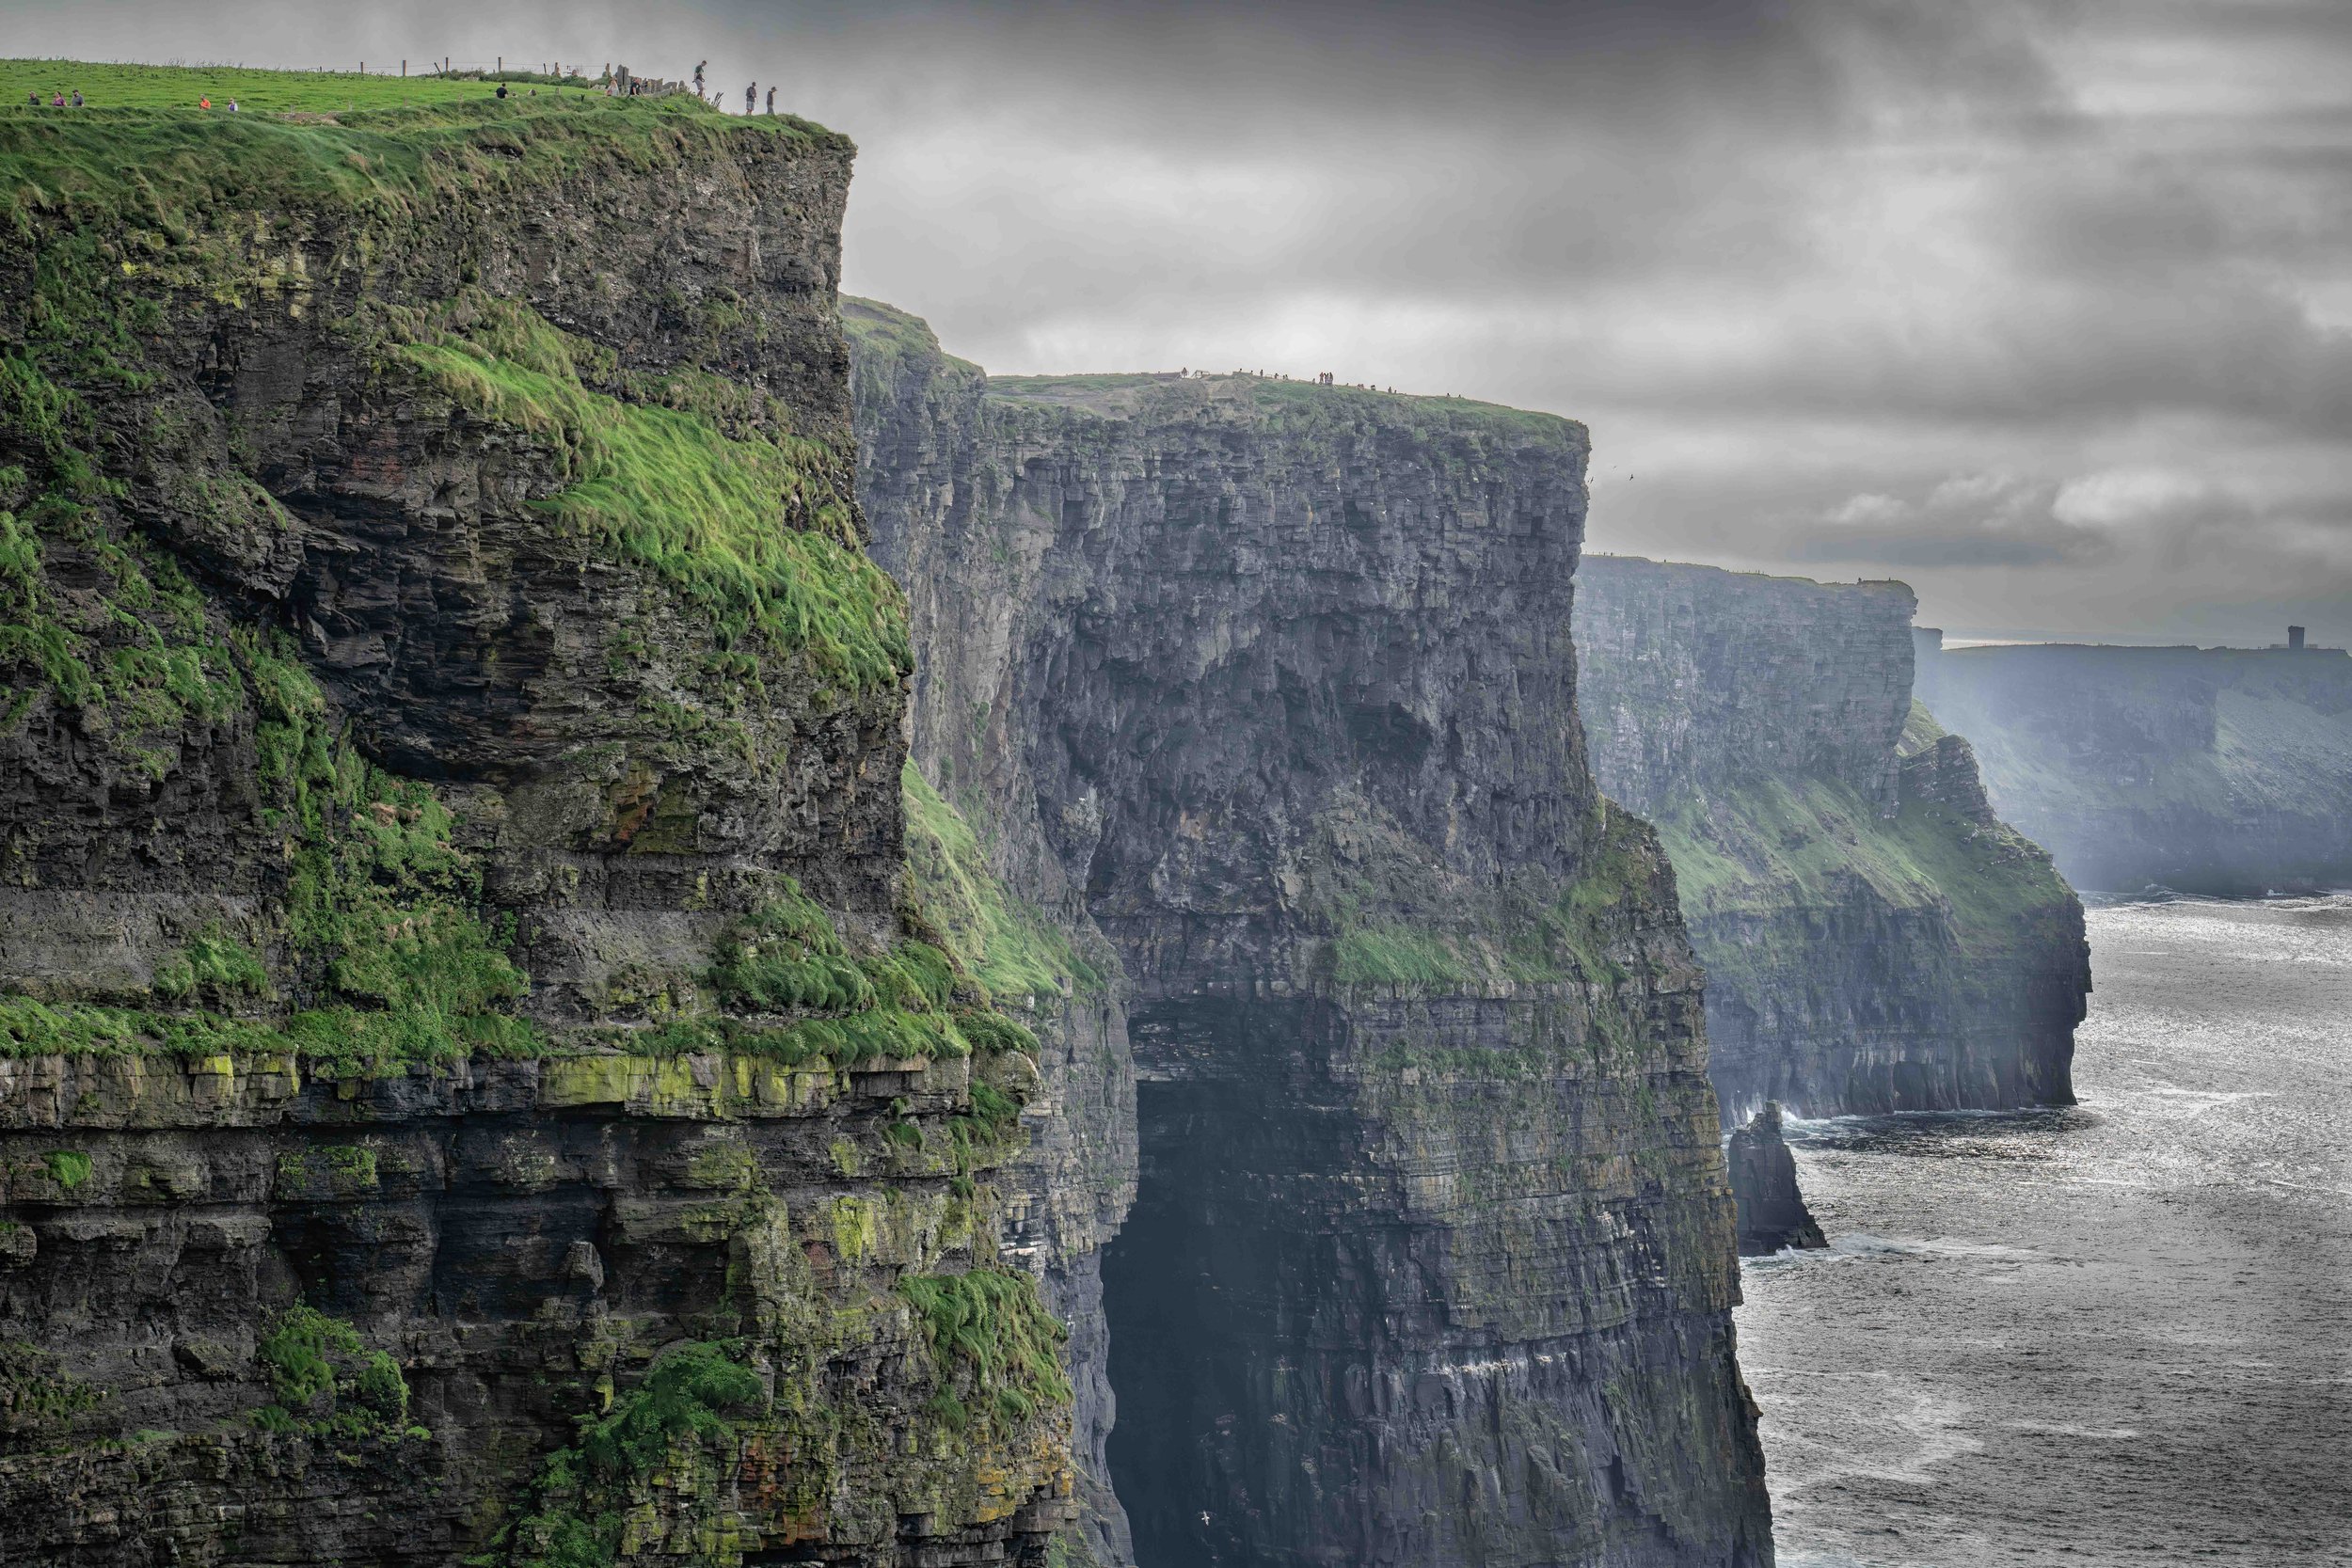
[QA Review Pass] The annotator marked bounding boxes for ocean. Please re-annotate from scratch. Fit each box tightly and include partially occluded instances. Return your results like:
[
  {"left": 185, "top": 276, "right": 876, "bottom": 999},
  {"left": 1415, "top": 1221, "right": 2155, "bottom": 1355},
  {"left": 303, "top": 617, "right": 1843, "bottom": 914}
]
[{"left": 1736, "top": 895, "right": 2352, "bottom": 1567}]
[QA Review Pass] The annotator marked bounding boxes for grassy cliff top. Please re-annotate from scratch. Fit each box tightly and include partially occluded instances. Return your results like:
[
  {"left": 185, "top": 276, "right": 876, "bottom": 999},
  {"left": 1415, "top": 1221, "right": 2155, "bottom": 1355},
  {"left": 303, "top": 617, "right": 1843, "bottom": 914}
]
[
  {"left": 1, "top": 59, "right": 841, "bottom": 229},
  {"left": 989, "top": 369, "right": 1583, "bottom": 442},
  {"left": 2, "top": 58, "right": 612, "bottom": 113},
  {"left": 841, "top": 296, "right": 1581, "bottom": 445},
  {"left": 1582, "top": 552, "right": 1917, "bottom": 602},
  {"left": 842, "top": 295, "right": 983, "bottom": 386}
]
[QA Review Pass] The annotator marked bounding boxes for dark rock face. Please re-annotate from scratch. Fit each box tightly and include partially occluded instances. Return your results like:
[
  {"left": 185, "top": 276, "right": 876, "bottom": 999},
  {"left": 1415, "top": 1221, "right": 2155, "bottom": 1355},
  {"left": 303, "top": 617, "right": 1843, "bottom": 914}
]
[
  {"left": 850, "top": 305, "right": 1772, "bottom": 1568},
  {"left": 1913, "top": 635, "right": 2352, "bottom": 895},
  {"left": 2, "top": 108, "right": 1071, "bottom": 1565},
  {"left": 1575, "top": 557, "right": 2090, "bottom": 1119},
  {"left": 0, "top": 1051, "right": 1066, "bottom": 1567},
  {"left": 1724, "top": 1103, "right": 1824, "bottom": 1257}
]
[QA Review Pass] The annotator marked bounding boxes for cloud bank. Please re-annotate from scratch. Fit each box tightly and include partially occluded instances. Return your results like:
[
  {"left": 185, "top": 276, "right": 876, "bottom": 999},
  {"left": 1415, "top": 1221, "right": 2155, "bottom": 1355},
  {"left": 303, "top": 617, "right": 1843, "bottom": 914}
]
[{"left": 17, "top": 0, "right": 2351, "bottom": 641}]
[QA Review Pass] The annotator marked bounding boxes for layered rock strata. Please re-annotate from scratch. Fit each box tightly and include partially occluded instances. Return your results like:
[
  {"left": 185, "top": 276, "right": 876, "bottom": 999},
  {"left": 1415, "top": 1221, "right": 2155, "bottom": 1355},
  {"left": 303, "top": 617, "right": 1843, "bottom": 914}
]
[
  {"left": 849, "top": 302, "right": 1773, "bottom": 1568},
  {"left": 1575, "top": 557, "right": 2089, "bottom": 1118},
  {"left": 1913, "top": 633, "right": 2352, "bottom": 895},
  {"left": 2, "top": 92, "right": 1075, "bottom": 1565}
]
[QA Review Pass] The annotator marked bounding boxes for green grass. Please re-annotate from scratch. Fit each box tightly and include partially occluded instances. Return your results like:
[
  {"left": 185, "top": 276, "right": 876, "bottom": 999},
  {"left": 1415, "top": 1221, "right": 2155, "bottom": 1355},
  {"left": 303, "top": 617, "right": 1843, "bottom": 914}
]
[
  {"left": 900, "top": 763, "right": 1102, "bottom": 1003},
  {"left": 1899, "top": 698, "right": 1947, "bottom": 757},
  {"left": 1, "top": 60, "right": 606, "bottom": 115},
  {"left": 897, "top": 1268, "right": 1071, "bottom": 1431},
  {"left": 1654, "top": 771, "right": 2074, "bottom": 958},
  {"left": 395, "top": 294, "right": 909, "bottom": 692},
  {"left": 841, "top": 296, "right": 981, "bottom": 387},
  {"left": 41, "top": 1149, "right": 90, "bottom": 1190},
  {"left": 1309, "top": 800, "right": 1641, "bottom": 995},
  {"left": 505, "top": 1340, "right": 763, "bottom": 1568},
  {"left": 980, "top": 368, "right": 1586, "bottom": 447},
  {"left": 252, "top": 1305, "right": 414, "bottom": 1438},
  {"left": 152, "top": 926, "right": 270, "bottom": 1003},
  {"left": 259, "top": 640, "right": 546, "bottom": 1071},
  {"left": 0, "top": 633, "right": 547, "bottom": 1069},
  {"left": 0, "top": 490, "right": 247, "bottom": 778},
  {"left": 0, "top": 77, "right": 837, "bottom": 261},
  {"left": 634, "top": 873, "right": 1041, "bottom": 1072}
]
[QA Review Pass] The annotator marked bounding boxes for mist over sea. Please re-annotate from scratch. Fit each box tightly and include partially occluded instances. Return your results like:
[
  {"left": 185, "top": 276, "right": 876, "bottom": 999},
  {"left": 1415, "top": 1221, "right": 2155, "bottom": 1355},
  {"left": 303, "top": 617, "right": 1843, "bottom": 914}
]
[{"left": 1737, "top": 895, "right": 2352, "bottom": 1567}]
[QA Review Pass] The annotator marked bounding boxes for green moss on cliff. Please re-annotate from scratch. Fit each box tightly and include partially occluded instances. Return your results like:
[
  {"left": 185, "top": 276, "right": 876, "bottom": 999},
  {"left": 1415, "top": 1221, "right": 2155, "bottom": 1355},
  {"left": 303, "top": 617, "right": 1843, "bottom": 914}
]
[
  {"left": 1655, "top": 772, "right": 2074, "bottom": 968},
  {"left": 898, "top": 1267, "right": 1072, "bottom": 1431},
  {"left": 1309, "top": 798, "right": 1635, "bottom": 995},
  {"left": 688, "top": 879, "right": 1019, "bottom": 1069},
  {"left": 252, "top": 1305, "right": 416, "bottom": 1438},
  {"left": 0, "top": 633, "right": 544, "bottom": 1068},
  {"left": 394, "top": 294, "right": 909, "bottom": 694},
  {"left": 505, "top": 1339, "right": 763, "bottom": 1568},
  {"left": 1899, "top": 698, "right": 1947, "bottom": 757},
  {"left": 0, "top": 488, "right": 245, "bottom": 776},
  {"left": 151, "top": 927, "right": 269, "bottom": 1003},
  {"left": 901, "top": 763, "right": 1101, "bottom": 1003}
]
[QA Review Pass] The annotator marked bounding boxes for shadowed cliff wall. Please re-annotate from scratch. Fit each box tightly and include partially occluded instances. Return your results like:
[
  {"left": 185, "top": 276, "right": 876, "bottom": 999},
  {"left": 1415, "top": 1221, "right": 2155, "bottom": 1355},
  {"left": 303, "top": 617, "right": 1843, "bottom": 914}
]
[{"left": 850, "top": 302, "right": 1772, "bottom": 1568}]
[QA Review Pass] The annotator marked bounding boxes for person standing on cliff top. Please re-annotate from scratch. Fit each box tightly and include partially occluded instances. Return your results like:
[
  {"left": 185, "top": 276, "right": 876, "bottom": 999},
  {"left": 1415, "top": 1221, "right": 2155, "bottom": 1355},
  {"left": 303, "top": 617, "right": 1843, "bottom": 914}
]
[
  {"left": 765, "top": 86, "right": 775, "bottom": 115},
  {"left": 693, "top": 59, "right": 707, "bottom": 96},
  {"left": 745, "top": 81, "right": 756, "bottom": 114}
]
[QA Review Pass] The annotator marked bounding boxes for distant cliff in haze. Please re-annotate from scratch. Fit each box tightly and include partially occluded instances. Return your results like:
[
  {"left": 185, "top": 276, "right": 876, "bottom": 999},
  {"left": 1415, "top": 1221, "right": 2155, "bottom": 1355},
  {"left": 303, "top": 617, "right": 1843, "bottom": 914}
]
[
  {"left": 1914, "top": 634, "right": 2352, "bottom": 895},
  {"left": 1575, "top": 557, "right": 2090, "bottom": 1119}
]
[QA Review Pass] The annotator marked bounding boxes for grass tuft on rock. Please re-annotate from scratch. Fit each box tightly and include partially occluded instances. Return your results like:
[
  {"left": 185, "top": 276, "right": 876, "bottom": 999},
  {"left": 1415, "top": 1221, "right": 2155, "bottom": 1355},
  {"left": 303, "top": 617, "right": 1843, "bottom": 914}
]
[
  {"left": 901, "top": 763, "right": 1102, "bottom": 1002},
  {"left": 897, "top": 1267, "right": 1071, "bottom": 1431},
  {"left": 394, "top": 294, "right": 910, "bottom": 693}
]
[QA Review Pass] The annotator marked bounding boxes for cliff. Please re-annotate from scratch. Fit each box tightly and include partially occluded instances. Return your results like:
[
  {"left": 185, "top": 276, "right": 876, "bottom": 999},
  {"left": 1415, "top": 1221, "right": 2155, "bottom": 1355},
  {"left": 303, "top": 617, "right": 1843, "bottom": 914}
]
[
  {"left": 849, "top": 302, "right": 1772, "bottom": 1568},
  {"left": 1575, "top": 558, "right": 2089, "bottom": 1117},
  {"left": 1913, "top": 635, "right": 2352, "bottom": 895},
  {"left": 1, "top": 76, "right": 1076, "bottom": 1565}
]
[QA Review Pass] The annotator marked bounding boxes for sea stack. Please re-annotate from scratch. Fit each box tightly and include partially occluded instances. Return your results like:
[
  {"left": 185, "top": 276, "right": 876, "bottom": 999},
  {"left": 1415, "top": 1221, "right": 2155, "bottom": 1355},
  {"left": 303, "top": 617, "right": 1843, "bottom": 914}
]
[{"left": 1725, "top": 1102, "right": 1828, "bottom": 1256}]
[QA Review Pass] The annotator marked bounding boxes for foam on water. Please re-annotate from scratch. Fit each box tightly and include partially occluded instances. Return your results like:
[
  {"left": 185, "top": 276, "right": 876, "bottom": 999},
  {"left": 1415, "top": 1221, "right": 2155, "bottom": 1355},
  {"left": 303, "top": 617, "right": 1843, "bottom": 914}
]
[{"left": 1737, "top": 894, "right": 2352, "bottom": 1567}]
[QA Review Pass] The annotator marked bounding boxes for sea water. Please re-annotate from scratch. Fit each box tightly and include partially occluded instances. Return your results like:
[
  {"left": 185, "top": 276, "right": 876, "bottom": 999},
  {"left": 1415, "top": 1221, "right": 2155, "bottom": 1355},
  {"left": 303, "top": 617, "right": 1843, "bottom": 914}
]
[{"left": 1736, "top": 895, "right": 2352, "bottom": 1566}]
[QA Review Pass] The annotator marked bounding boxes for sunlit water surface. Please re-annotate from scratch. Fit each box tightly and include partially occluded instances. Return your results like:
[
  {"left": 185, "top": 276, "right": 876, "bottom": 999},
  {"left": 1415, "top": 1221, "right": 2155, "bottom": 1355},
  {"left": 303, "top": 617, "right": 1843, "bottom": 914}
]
[{"left": 1736, "top": 895, "right": 2352, "bottom": 1566}]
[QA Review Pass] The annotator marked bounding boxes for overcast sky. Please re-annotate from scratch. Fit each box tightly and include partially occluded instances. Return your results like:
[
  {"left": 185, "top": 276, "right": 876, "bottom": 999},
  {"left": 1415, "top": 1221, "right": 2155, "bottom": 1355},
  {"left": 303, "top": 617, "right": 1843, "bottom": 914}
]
[{"left": 19, "top": 0, "right": 2352, "bottom": 641}]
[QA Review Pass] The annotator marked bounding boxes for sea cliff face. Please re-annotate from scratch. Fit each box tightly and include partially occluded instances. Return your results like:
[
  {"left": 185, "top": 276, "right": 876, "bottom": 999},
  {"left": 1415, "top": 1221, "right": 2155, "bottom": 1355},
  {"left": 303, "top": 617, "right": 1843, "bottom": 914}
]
[
  {"left": 850, "top": 303, "right": 1772, "bottom": 1568},
  {"left": 1574, "top": 558, "right": 2089, "bottom": 1118},
  {"left": 1, "top": 96, "right": 1075, "bottom": 1565},
  {"left": 1914, "top": 635, "right": 2352, "bottom": 895}
]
